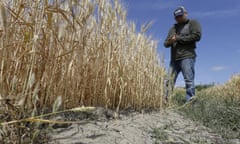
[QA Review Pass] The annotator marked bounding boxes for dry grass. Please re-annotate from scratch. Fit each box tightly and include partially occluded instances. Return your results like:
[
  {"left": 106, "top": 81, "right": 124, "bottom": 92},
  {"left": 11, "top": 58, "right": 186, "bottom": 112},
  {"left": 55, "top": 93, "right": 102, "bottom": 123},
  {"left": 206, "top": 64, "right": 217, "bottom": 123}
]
[
  {"left": 0, "top": 0, "right": 165, "bottom": 143},
  {"left": 177, "top": 75, "right": 240, "bottom": 139}
]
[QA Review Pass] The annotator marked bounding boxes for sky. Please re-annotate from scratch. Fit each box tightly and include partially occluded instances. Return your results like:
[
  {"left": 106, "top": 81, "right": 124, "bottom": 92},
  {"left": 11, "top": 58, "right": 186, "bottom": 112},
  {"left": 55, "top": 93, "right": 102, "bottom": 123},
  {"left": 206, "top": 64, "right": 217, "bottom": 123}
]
[{"left": 122, "top": 0, "right": 240, "bottom": 86}]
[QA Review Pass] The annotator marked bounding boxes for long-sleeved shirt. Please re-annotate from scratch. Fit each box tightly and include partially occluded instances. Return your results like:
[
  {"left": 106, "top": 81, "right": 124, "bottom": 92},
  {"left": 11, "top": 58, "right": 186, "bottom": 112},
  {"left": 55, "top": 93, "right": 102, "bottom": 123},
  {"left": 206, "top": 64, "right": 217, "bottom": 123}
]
[{"left": 164, "top": 19, "right": 202, "bottom": 61}]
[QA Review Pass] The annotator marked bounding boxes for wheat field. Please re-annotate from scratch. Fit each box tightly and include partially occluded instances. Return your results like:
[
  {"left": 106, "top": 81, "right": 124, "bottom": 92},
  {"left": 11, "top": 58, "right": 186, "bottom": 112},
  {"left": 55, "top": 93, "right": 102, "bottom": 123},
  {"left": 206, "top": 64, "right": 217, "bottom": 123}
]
[
  {"left": 0, "top": 0, "right": 165, "bottom": 113},
  {"left": 0, "top": 0, "right": 166, "bottom": 142}
]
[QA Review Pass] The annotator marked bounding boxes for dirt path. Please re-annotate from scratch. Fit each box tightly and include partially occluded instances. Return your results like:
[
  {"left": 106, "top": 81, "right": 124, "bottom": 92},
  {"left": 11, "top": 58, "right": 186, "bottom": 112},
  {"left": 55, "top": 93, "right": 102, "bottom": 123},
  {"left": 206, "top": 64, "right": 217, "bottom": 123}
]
[{"left": 49, "top": 108, "right": 227, "bottom": 144}]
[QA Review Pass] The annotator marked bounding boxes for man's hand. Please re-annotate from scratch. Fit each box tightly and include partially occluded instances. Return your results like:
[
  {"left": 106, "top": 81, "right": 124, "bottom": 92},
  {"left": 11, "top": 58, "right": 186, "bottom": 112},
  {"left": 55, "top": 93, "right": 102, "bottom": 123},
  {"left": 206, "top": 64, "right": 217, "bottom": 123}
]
[{"left": 167, "top": 34, "right": 177, "bottom": 44}]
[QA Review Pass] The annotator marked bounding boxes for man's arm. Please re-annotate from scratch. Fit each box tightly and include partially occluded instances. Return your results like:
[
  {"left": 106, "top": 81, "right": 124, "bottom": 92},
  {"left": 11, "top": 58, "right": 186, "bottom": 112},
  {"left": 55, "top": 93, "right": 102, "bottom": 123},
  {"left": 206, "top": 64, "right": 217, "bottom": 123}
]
[
  {"left": 164, "top": 27, "right": 176, "bottom": 48},
  {"left": 176, "top": 20, "right": 202, "bottom": 44}
]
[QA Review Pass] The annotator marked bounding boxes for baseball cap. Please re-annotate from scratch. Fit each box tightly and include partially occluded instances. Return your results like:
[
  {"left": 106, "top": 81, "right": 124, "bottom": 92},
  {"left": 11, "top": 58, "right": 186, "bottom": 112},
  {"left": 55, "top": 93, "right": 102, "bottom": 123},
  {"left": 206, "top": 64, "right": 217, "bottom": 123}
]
[{"left": 174, "top": 6, "right": 187, "bottom": 17}]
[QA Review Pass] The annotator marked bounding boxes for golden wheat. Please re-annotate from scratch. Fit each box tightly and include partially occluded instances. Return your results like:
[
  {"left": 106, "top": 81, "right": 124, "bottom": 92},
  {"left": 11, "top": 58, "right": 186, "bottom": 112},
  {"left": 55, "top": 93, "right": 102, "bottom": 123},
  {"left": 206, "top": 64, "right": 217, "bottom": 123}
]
[{"left": 0, "top": 0, "right": 165, "bottom": 114}]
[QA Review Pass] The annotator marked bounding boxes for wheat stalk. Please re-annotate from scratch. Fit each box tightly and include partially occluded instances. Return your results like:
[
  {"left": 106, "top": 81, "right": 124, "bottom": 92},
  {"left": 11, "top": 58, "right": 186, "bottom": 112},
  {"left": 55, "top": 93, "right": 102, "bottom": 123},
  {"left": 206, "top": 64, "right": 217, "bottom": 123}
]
[{"left": 0, "top": 0, "right": 165, "bottom": 113}]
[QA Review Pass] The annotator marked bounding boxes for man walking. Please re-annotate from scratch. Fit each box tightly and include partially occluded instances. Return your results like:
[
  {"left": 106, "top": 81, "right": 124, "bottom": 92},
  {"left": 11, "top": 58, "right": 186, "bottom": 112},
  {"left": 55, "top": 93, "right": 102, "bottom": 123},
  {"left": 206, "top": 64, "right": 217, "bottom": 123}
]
[{"left": 164, "top": 6, "right": 202, "bottom": 102}]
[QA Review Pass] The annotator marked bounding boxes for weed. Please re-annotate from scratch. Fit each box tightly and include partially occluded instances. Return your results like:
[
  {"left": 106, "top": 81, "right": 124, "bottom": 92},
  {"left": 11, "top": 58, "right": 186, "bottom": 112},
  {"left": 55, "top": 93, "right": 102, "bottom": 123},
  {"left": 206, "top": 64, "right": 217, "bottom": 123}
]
[{"left": 174, "top": 75, "right": 240, "bottom": 139}]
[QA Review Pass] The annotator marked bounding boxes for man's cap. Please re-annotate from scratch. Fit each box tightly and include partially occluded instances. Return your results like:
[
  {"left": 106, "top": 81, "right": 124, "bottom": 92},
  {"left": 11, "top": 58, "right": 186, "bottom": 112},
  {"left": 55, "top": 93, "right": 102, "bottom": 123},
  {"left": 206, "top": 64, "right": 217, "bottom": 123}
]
[{"left": 174, "top": 6, "right": 187, "bottom": 17}]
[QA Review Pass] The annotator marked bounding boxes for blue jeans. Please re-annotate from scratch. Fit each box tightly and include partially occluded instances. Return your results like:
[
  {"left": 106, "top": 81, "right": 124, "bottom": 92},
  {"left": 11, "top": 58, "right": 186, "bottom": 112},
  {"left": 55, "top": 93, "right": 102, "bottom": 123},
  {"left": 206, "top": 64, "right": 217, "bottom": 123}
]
[{"left": 166, "top": 58, "right": 195, "bottom": 102}]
